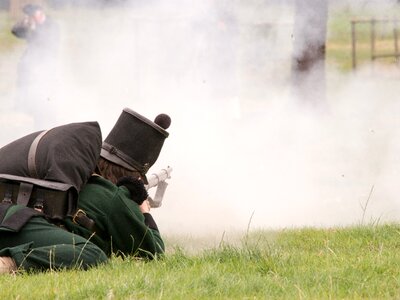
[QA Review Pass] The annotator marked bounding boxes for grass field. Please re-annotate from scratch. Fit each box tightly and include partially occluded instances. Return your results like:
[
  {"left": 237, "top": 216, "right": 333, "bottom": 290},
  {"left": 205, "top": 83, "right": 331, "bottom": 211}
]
[{"left": 0, "top": 224, "right": 399, "bottom": 299}]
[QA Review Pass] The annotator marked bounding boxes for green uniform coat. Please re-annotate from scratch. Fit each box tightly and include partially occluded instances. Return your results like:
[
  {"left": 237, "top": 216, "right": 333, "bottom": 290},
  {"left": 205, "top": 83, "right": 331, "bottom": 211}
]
[{"left": 64, "top": 175, "right": 164, "bottom": 257}]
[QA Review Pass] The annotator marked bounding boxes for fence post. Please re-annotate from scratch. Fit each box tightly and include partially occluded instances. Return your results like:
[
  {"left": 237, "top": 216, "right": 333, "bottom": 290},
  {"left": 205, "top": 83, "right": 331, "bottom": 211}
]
[
  {"left": 351, "top": 20, "right": 357, "bottom": 70},
  {"left": 394, "top": 19, "right": 399, "bottom": 65},
  {"left": 370, "top": 19, "right": 376, "bottom": 62}
]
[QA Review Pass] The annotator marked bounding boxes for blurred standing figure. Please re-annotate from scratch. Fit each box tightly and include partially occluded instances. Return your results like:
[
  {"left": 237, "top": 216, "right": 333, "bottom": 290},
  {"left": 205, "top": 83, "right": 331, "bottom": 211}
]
[{"left": 11, "top": 4, "right": 59, "bottom": 130}]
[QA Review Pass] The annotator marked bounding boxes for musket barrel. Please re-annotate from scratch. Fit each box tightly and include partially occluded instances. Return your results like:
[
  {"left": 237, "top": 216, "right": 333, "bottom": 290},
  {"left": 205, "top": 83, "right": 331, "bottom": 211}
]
[{"left": 145, "top": 166, "right": 173, "bottom": 190}]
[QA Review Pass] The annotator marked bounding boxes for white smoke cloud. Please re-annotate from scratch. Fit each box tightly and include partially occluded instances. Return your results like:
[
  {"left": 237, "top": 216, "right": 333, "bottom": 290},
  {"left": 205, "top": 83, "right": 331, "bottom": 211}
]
[{"left": 1, "top": 1, "right": 400, "bottom": 240}]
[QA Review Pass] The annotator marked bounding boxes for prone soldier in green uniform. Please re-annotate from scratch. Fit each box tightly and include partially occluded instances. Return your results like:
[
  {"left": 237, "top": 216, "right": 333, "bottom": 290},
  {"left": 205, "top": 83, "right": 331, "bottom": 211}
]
[
  {"left": 64, "top": 108, "right": 170, "bottom": 258},
  {"left": 0, "top": 108, "right": 171, "bottom": 273}
]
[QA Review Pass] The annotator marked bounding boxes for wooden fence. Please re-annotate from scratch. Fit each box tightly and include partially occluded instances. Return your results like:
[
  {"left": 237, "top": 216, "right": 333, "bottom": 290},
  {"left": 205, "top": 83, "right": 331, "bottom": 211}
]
[{"left": 351, "top": 18, "right": 400, "bottom": 70}]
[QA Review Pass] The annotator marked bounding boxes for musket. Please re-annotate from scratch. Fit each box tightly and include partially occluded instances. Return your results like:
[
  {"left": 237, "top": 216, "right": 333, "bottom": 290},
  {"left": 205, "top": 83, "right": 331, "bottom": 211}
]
[{"left": 145, "top": 166, "right": 172, "bottom": 208}]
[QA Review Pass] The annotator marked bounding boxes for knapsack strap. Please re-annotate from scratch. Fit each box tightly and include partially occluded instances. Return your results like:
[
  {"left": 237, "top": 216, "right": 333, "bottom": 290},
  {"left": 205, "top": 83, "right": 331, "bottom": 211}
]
[
  {"left": 16, "top": 182, "right": 33, "bottom": 207},
  {"left": 28, "top": 130, "right": 49, "bottom": 178}
]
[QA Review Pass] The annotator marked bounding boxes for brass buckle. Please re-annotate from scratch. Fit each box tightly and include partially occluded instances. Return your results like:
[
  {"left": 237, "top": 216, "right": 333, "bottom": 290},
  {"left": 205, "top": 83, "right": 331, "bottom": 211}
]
[{"left": 72, "top": 209, "right": 86, "bottom": 224}]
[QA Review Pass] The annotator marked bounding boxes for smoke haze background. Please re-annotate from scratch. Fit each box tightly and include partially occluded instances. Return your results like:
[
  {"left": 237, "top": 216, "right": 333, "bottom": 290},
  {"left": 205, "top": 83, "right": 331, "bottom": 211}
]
[{"left": 1, "top": 0, "right": 400, "bottom": 241}]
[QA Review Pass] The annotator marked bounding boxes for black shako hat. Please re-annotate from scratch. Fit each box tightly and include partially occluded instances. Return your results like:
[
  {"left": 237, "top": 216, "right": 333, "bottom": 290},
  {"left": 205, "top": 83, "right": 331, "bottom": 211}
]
[{"left": 100, "top": 108, "right": 170, "bottom": 183}]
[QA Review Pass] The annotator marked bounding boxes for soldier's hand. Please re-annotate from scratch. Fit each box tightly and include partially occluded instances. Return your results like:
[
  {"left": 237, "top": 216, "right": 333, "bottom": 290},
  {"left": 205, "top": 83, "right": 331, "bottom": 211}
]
[{"left": 139, "top": 200, "right": 151, "bottom": 214}]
